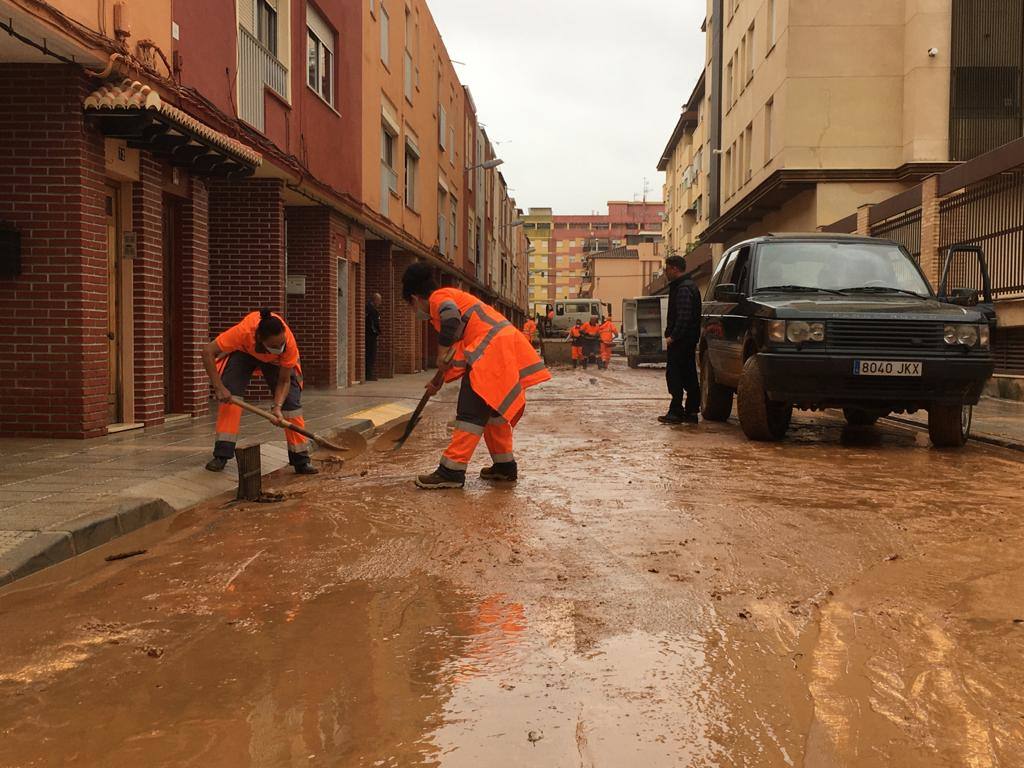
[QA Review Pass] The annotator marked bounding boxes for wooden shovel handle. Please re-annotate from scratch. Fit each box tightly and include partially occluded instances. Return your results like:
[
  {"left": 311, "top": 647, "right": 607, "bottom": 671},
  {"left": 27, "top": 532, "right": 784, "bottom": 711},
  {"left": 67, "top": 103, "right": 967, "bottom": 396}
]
[
  {"left": 230, "top": 396, "right": 319, "bottom": 443},
  {"left": 400, "top": 348, "right": 457, "bottom": 439}
]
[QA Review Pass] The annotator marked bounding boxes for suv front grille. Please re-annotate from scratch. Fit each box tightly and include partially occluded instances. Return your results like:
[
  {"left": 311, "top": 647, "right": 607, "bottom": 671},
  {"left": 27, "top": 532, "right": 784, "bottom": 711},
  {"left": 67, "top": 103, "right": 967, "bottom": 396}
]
[{"left": 826, "top": 319, "right": 946, "bottom": 356}]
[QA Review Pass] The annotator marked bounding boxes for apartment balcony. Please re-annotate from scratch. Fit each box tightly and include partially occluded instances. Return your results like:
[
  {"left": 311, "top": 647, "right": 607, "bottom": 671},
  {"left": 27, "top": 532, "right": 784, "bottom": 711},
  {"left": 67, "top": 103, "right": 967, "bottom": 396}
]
[{"left": 237, "top": 25, "right": 289, "bottom": 131}]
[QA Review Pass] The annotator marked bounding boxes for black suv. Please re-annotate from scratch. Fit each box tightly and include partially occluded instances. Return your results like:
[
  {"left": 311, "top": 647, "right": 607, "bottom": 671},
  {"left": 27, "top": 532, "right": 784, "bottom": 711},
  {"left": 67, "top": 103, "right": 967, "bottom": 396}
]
[{"left": 699, "top": 234, "right": 995, "bottom": 447}]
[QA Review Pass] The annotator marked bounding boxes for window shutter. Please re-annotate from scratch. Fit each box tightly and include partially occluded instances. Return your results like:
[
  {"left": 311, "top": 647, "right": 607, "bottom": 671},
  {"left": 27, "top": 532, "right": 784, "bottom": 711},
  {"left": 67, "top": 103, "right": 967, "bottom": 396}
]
[{"left": 306, "top": 3, "right": 333, "bottom": 51}]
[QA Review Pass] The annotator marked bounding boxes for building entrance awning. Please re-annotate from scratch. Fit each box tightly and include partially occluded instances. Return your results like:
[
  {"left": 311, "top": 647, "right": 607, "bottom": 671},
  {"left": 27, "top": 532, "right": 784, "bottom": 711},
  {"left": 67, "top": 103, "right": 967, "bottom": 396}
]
[{"left": 85, "top": 80, "right": 261, "bottom": 178}]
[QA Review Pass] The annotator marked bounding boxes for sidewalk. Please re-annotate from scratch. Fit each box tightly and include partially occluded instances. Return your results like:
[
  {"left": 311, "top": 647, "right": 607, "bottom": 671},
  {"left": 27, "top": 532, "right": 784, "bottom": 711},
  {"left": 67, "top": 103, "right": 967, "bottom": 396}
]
[
  {"left": 0, "top": 373, "right": 432, "bottom": 585},
  {"left": 887, "top": 395, "right": 1024, "bottom": 451}
]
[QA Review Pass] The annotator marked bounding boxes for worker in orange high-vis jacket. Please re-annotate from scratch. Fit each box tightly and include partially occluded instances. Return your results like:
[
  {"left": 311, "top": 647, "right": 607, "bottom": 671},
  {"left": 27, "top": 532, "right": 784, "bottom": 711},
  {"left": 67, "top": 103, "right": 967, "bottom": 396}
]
[
  {"left": 598, "top": 315, "right": 616, "bottom": 370},
  {"left": 522, "top": 317, "right": 538, "bottom": 348},
  {"left": 580, "top": 315, "right": 602, "bottom": 368},
  {"left": 401, "top": 262, "right": 551, "bottom": 489},
  {"left": 568, "top": 320, "right": 584, "bottom": 369},
  {"left": 200, "top": 309, "right": 318, "bottom": 475}
]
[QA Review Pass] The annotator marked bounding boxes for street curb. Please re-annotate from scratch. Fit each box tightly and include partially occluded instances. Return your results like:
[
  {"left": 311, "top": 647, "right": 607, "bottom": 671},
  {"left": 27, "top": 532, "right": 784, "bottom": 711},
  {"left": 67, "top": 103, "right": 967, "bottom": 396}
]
[
  {"left": 882, "top": 416, "right": 1024, "bottom": 454},
  {"left": 0, "top": 498, "right": 174, "bottom": 587}
]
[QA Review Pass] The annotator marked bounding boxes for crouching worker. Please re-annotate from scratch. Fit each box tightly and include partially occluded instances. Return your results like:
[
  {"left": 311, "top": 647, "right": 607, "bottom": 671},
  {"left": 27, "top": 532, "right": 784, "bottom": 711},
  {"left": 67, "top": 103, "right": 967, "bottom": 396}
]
[
  {"left": 402, "top": 262, "right": 551, "bottom": 489},
  {"left": 200, "top": 308, "right": 318, "bottom": 475}
]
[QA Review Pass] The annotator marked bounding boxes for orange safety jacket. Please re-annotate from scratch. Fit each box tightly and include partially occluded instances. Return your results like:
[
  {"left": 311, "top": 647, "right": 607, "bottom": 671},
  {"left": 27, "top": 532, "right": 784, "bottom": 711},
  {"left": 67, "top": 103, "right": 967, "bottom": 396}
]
[
  {"left": 580, "top": 322, "right": 601, "bottom": 340},
  {"left": 214, "top": 311, "right": 303, "bottom": 383},
  {"left": 429, "top": 288, "right": 551, "bottom": 421},
  {"left": 569, "top": 325, "right": 583, "bottom": 345},
  {"left": 598, "top": 320, "right": 616, "bottom": 344},
  {"left": 522, "top": 319, "right": 537, "bottom": 340}
]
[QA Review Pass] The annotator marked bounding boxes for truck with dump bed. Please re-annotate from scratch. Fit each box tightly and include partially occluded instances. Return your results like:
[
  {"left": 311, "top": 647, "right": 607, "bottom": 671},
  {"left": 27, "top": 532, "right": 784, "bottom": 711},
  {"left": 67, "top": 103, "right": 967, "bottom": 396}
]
[{"left": 698, "top": 234, "right": 995, "bottom": 448}]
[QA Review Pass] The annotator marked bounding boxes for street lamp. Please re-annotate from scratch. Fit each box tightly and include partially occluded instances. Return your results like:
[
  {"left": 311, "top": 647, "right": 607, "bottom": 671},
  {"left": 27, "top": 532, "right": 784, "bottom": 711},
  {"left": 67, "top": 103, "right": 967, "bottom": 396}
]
[{"left": 467, "top": 158, "right": 504, "bottom": 171}]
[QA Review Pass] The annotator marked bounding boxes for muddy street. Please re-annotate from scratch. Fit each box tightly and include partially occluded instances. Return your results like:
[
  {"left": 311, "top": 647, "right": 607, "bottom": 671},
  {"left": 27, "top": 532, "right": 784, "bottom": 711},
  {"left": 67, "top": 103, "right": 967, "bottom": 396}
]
[{"left": 1, "top": 365, "right": 1023, "bottom": 767}]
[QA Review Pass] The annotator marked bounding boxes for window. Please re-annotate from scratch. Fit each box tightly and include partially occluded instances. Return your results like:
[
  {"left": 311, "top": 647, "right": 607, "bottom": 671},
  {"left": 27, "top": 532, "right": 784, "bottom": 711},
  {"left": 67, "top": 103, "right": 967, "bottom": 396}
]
[
  {"left": 726, "top": 59, "right": 734, "bottom": 108},
  {"left": 746, "top": 23, "right": 755, "bottom": 81},
  {"left": 450, "top": 196, "right": 458, "bottom": 249},
  {"left": 764, "top": 97, "right": 774, "bottom": 163},
  {"left": 380, "top": 3, "right": 389, "bottom": 66},
  {"left": 380, "top": 123, "right": 397, "bottom": 214},
  {"left": 306, "top": 5, "right": 334, "bottom": 106},
  {"left": 739, "top": 35, "right": 746, "bottom": 92},
  {"left": 437, "top": 186, "right": 448, "bottom": 254},
  {"left": 404, "top": 9, "right": 414, "bottom": 102},
  {"left": 724, "top": 148, "right": 732, "bottom": 198},
  {"left": 404, "top": 139, "right": 419, "bottom": 211},
  {"left": 439, "top": 104, "right": 447, "bottom": 150},
  {"left": 767, "top": 0, "right": 776, "bottom": 48},
  {"left": 256, "top": 0, "right": 278, "bottom": 55},
  {"left": 745, "top": 123, "right": 753, "bottom": 181},
  {"left": 404, "top": 51, "right": 414, "bottom": 102},
  {"left": 449, "top": 125, "right": 456, "bottom": 164}
]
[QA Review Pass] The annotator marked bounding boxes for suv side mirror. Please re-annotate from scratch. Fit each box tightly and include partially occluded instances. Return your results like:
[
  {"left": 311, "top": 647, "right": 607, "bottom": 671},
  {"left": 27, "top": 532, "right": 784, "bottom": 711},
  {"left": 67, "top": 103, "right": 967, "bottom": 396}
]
[
  {"left": 947, "top": 287, "right": 979, "bottom": 307},
  {"left": 714, "top": 283, "right": 742, "bottom": 302}
]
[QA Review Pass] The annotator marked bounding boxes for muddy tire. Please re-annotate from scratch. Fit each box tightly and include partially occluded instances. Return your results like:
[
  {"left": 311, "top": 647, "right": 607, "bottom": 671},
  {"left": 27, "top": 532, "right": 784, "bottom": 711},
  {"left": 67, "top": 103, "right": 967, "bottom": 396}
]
[
  {"left": 627, "top": 355, "right": 639, "bottom": 369},
  {"left": 843, "top": 408, "right": 879, "bottom": 427},
  {"left": 928, "top": 404, "right": 972, "bottom": 448},
  {"left": 737, "top": 356, "right": 792, "bottom": 441},
  {"left": 700, "top": 353, "right": 733, "bottom": 422}
]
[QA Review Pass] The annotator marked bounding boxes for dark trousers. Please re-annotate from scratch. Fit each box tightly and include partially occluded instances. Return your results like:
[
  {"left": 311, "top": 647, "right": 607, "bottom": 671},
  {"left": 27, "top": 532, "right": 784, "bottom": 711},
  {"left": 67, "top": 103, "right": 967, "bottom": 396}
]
[
  {"left": 365, "top": 334, "right": 378, "bottom": 380},
  {"left": 666, "top": 342, "right": 699, "bottom": 415}
]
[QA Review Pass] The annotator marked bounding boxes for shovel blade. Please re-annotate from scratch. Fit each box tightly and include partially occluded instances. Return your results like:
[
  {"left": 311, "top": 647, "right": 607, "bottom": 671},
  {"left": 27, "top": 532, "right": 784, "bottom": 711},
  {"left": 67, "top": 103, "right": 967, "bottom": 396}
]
[
  {"left": 373, "top": 417, "right": 418, "bottom": 453},
  {"left": 312, "top": 428, "right": 368, "bottom": 461}
]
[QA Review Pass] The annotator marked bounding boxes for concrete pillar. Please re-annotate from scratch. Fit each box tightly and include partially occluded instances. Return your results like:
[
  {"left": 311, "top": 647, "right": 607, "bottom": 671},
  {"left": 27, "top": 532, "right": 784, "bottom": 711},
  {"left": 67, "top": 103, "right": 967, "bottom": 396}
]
[
  {"left": 919, "top": 175, "right": 942, "bottom": 286},
  {"left": 131, "top": 153, "right": 165, "bottom": 426}
]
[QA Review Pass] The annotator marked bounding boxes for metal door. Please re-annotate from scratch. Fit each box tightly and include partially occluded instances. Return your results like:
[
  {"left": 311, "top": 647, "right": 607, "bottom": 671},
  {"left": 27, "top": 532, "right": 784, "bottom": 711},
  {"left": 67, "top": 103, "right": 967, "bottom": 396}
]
[
  {"left": 105, "top": 186, "right": 122, "bottom": 424},
  {"left": 337, "top": 260, "right": 348, "bottom": 386}
]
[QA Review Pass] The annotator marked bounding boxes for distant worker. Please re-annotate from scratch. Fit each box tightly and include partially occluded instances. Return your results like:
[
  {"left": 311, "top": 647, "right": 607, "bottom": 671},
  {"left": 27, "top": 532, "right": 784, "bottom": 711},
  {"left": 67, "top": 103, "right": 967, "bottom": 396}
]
[
  {"left": 581, "top": 315, "right": 602, "bottom": 369},
  {"left": 597, "top": 315, "right": 616, "bottom": 370},
  {"left": 568, "top": 319, "right": 584, "bottom": 369},
  {"left": 200, "top": 308, "right": 318, "bottom": 474},
  {"left": 660, "top": 255, "right": 702, "bottom": 424},
  {"left": 522, "top": 316, "right": 538, "bottom": 348},
  {"left": 401, "top": 263, "right": 551, "bottom": 489},
  {"left": 365, "top": 292, "right": 382, "bottom": 381}
]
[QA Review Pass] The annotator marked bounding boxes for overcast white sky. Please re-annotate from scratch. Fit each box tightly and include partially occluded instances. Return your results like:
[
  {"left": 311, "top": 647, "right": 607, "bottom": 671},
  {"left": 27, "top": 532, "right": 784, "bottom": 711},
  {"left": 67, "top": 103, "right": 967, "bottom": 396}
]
[{"left": 428, "top": 0, "right": 707, "bottom": 215}]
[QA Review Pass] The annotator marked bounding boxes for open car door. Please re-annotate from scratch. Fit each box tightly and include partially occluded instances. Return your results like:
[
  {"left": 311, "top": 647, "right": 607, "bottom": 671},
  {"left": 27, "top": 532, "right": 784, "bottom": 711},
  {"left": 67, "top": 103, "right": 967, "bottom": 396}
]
[{"left": 938, "top": 244, "right": 996, "bottom": 326}]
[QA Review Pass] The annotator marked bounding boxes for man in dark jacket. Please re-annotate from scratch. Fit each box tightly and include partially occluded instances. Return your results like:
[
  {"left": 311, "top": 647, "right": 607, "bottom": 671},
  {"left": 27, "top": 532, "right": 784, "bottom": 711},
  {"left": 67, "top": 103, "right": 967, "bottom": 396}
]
[
  {"left": 365, "top": 292, "right": 382, "bottom": 381},
  {"left": 660, "top": 255, "right": 701, "bottom": 424}
]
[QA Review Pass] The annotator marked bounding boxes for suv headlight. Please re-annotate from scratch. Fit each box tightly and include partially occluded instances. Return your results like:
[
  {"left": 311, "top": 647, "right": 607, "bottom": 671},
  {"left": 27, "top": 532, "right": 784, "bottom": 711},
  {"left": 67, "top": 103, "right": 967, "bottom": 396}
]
[
  {"left": 944, "top": 323, "right": 987, "bottom": 348},
  {"left": 784, "top": 320, "right": 826, "bottom": 344}
]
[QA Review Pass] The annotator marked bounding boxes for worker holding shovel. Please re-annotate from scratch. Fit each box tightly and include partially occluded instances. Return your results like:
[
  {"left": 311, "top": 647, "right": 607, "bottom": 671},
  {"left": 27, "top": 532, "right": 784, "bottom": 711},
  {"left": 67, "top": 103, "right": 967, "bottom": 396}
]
[
  {"left": 401, "top": 262, "right": 551, "bottom": 489},
  {"left": 200, "top": 309, "right": 318, "bottom": 475}
]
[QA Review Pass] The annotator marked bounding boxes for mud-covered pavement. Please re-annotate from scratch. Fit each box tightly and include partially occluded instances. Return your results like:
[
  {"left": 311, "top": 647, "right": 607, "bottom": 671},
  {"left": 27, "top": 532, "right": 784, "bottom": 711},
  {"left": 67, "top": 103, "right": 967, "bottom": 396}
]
[{"left": 2, "top": 363, "right": 1024, "bottom": 767}]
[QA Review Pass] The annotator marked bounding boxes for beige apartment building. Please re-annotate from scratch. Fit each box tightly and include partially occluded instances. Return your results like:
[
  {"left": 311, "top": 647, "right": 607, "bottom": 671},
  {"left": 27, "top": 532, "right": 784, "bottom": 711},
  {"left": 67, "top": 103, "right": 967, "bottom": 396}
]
[
  {"left": 670, "top": 0, "right": 968, "bottom": 247},
  {"left": 659, "top": 73, "right": 709, "bottom": 255}
]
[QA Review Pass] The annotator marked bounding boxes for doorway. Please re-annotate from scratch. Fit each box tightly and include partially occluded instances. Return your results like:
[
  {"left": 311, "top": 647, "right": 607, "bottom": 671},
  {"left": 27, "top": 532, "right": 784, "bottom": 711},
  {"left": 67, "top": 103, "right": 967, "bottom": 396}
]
[
  {"left": 105, "top": 186, "right": 123, "bottom": 425},
  {"left": 162, "top": 195, "right": 184, "bottom": 414},
  {"left": 337, "top": 259, "right": 348, "bottom": 386}
]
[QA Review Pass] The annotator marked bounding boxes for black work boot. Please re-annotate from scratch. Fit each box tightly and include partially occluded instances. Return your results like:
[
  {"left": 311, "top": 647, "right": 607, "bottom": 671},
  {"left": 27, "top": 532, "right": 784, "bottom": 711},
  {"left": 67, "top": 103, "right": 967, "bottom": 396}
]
[
  {"left": 294, "top": 463, "right": 319, "bottom": 475},
  {"left": 657, "top": 412, "right": 685, "bottom": 425},
  {"left": 205, "top": 456, "right": 228, "bottom": 472},
  {"left": 480, "top": 462, "right": 518, "bottom": 482},
  {"left": 415, "top": 465, "right": 466, "bottom": 489}
]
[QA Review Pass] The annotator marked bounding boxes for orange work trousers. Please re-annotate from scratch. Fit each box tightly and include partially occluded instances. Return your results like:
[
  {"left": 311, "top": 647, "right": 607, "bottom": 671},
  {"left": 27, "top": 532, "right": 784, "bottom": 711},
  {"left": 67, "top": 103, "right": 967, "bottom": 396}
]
[{"left": 441, "top": 375, "right": 521, "bottom": 474}]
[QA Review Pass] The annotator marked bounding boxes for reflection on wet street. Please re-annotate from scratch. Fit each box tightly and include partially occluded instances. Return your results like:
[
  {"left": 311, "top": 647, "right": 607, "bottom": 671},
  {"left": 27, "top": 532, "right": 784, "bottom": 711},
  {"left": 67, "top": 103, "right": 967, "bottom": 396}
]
[{"left": 2, "top": 365, "right": 1024, "bottom": 767}]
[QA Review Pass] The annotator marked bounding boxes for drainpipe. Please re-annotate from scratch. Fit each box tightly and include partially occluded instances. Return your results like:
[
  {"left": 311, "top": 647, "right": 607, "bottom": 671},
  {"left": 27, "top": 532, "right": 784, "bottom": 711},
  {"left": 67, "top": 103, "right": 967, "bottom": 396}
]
[{"left": 709, "top": 0, "right": 724, "bottom": 223}]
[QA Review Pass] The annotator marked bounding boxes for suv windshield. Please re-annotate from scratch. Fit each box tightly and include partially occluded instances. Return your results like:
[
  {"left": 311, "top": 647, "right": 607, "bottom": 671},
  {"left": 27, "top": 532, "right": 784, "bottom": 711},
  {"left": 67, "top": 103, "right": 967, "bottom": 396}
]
[{"left": 754, "top": 241, "right": 931, "bottom": 297}]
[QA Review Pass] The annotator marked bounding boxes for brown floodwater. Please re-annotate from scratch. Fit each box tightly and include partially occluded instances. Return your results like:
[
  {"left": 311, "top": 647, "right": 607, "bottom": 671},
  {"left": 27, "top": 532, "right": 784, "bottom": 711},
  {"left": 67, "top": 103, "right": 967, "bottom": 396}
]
[{"left": 1, "top": 366, "right": 1024, "bottom": 767}]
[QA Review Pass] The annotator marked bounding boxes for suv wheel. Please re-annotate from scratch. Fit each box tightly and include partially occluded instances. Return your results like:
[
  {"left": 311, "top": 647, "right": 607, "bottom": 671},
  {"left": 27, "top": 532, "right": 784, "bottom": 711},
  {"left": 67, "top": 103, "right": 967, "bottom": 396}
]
[
  {"left": 928, "top": 404, "right": 972, "bottom": 448},
  {"left": 843, "top": 408, "right": 879, "bottom": 427},
  {"left": 737, "top": 356, "right": 792, "bottom": 441},
  {"left": 700, "top": 353, "right": 733, "bottom": 422}
]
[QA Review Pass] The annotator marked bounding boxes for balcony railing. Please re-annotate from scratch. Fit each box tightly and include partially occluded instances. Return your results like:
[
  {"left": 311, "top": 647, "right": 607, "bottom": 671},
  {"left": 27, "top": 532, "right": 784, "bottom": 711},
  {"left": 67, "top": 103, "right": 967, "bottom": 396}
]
[{"left": 237, "top": 25, "right": 289, "bottom": 131}]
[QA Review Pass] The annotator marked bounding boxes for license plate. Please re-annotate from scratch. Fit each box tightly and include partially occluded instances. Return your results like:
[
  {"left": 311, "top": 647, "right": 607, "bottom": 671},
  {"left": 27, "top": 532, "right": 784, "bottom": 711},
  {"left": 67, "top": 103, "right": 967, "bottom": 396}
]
[{"left": 853, "top": 360, "right": 922, "bottom": 377}]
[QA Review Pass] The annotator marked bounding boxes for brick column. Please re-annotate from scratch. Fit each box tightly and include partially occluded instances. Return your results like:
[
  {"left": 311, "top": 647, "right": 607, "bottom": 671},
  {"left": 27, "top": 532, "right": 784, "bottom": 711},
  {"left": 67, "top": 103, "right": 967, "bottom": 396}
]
[
  {"left": 343, "top": 224, "right": 367, "bottom": 385},
  {"left": 208, "top": 178, "right": 285, "bottom": 334},
  {"left": 365, "top": 239, "right": 395, "bottom": 378},
  {"left": 919, "top": 175, "right": 942, "bottom": 286},
  {"left": 392, "top": 251, "right": 422, "bottom": 374},
  {"left": 285, "top": 206, "right": 337, "bottom": 387},
  {"left": 0, "top": 64, "right": 108, "bottom": 437},
  {"left": 131, "top": 154, "right": 165, "bottom": 426},
  {"left": 181, "top": 178, "right": 210, "bottom": 416},
  {"left": 856, "top": 204, "right": 872, "bottom": 236}
]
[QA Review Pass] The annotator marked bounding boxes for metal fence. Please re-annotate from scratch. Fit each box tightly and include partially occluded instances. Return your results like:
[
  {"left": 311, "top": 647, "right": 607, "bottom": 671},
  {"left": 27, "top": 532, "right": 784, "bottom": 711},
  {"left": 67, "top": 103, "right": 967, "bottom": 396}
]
[
  {"left": 237, "top": 25, "right": 289, "bottom": 131},
  {"left": 870, "top": 208, "right": 922, "bottom": 260},
  {"left": 939, "top": 171, "right": 1024, "bottom": 298}
]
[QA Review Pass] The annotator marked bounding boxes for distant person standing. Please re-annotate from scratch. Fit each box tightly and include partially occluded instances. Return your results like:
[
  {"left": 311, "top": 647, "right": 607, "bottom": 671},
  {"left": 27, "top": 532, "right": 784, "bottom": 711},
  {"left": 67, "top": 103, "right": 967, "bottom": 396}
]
[
  {"left": 365, "top": 292, "right": 382, "bottom": 381},
  {"left": 597, "top": 315, "right": 616, "bottom": 370},
  {"left": 659, "top": 255, "right": 701, "bottom": 424}
]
